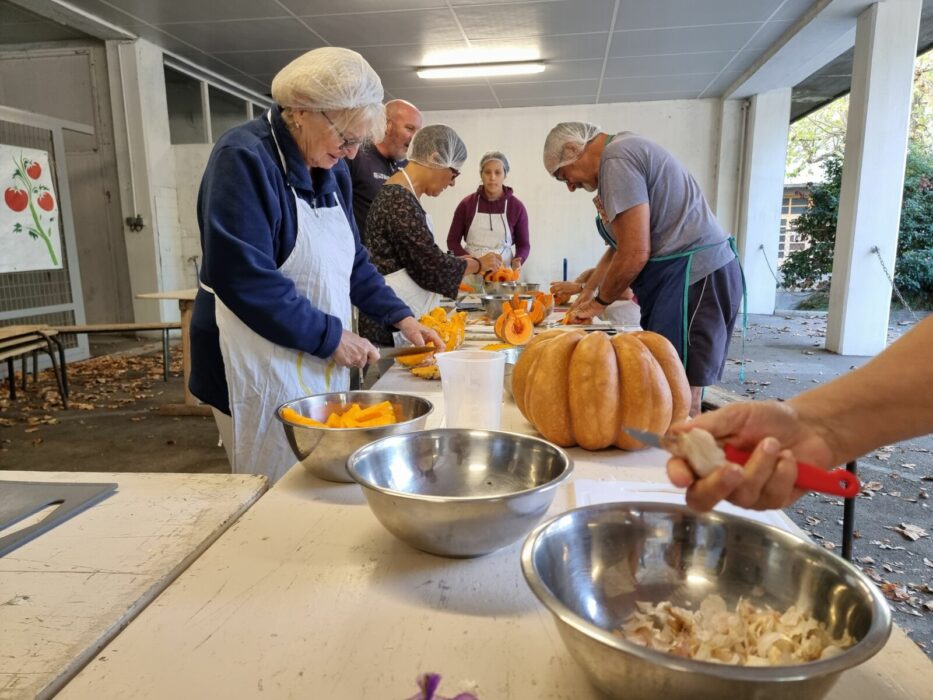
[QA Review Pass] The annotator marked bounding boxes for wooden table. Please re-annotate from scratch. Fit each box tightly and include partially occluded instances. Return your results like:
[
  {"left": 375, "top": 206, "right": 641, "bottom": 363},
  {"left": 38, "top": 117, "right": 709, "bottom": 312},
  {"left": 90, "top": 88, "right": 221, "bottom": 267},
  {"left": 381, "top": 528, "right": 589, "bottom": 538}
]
[
  {"left": 53, "top": 362, "right": 933, "bottom": 698},
  {"left": 0, "top": 470, "right": 266, "bottom": 699},
  {"left": 135, "top": 289, "right": 203, "bottom": 414}
]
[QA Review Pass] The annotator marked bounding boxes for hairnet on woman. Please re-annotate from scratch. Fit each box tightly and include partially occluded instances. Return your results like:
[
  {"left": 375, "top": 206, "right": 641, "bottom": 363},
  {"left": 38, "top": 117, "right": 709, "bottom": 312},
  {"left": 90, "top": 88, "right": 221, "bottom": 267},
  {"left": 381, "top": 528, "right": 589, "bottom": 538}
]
[
  {"left": 190, "top": 47, "right": 443, "bottom": 483},
  {"left": 447, "top": 149, "right": 532, "bottom": 283},
  {"left": 359, "top": 124, "right": 503, "bottom": 349}
]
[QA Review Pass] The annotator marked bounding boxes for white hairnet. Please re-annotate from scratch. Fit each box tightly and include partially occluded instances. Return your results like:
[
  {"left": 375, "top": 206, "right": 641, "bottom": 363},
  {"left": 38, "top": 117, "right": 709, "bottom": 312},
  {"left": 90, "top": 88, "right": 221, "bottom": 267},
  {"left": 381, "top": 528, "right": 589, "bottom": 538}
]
[
  {"left": 480, "top": 150, "right": 510, "bottom": 175},
  {"left": 408, "top": 124, "right": 467, "bottom": 170},
  {"left": 543, "top": 121, "right": 602, "bottom": 175},
  {"left": 271, "top": 47, "right": 383, "bottom": 111}
]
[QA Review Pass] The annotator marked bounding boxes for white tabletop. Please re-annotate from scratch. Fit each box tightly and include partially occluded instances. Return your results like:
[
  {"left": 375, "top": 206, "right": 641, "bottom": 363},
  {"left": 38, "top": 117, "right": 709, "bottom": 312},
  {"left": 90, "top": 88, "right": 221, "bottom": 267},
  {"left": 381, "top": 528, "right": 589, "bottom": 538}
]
[
  {"left": 0, "top": 471, "right": 266, "bottom": 700},
  {"left": 55, "top": 364, "right": 933, "bottom": 699}
]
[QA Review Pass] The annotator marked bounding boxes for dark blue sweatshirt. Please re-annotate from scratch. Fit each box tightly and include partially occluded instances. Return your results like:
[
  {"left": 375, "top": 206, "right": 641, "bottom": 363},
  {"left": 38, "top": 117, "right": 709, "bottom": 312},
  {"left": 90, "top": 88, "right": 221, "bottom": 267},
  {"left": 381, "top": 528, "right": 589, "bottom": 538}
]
[{"left": 189, "top": 105, "right": 412, "bottom": 414}]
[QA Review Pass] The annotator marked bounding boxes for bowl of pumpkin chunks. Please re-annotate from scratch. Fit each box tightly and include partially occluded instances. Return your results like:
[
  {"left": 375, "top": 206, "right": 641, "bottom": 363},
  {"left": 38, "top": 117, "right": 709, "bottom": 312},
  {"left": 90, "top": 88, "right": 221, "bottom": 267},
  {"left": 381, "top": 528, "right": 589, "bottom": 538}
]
[{"left": 277, "top": 391, "right": 434, "bottom": 482}]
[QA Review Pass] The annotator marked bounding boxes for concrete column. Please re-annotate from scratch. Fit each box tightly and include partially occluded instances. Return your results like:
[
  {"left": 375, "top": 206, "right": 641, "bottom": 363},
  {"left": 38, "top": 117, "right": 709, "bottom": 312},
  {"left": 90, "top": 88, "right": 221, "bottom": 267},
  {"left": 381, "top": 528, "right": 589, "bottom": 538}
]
[
  {"left": 735, "top": 88, "right": 792, "bottom": 314},
  {"left": 826, "top": 0, "right": 921, "bottom": 355}
]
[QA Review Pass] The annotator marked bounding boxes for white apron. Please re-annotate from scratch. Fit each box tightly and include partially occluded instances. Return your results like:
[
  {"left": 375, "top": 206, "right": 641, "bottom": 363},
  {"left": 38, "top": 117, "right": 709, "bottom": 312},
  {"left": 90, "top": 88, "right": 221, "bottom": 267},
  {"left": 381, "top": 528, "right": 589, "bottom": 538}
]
[
  {"left": 210, "top": 110, "right": 355, "bottom": 482},
  {"left": 464, "top": 196, "right": 513, "bottom": 266},
  {"left": 383, "top": 169, "right": 440, "bottom": 344}
]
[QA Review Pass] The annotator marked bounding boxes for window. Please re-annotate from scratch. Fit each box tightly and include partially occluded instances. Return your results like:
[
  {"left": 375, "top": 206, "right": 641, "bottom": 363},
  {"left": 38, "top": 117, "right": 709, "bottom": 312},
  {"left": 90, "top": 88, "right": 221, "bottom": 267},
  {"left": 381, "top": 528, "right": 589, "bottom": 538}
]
[
  {"left": 165, "top": 66, "right": 206, "bottom": 144},
  {"left": 209, "top": 86, "right": 248, "bottom": 141}
]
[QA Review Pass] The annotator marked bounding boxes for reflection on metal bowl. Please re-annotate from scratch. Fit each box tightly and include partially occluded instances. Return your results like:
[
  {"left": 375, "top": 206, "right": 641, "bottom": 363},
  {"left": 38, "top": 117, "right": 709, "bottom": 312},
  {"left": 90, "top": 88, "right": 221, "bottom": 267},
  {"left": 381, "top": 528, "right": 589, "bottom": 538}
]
[
  {"left": 276, "top": 392, "right": 433, "bottom": 483},
  {"left": 521, "top": 502, "right": 891, "bottom": 700},
  {"left": 348, "top": 428, "right": 572, "bottom": 557}
]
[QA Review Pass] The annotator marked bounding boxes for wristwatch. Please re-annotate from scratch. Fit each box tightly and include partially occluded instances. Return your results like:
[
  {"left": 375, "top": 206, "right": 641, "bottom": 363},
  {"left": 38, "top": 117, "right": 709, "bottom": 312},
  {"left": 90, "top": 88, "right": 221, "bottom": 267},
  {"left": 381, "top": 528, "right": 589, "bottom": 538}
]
[{"left": 593, "top": 287, "right": 612, "bottom": 306}]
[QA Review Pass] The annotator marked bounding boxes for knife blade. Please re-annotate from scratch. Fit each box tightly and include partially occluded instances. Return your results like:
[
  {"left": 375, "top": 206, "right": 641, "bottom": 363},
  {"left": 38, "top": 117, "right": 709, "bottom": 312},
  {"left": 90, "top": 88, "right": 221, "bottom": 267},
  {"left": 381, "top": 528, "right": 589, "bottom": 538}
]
[
  {"left": 378, "top": 345, "right": 435, "bottom": 360},
  {"left": 622, "top": 427, "right": 860, "bottom": 498}
]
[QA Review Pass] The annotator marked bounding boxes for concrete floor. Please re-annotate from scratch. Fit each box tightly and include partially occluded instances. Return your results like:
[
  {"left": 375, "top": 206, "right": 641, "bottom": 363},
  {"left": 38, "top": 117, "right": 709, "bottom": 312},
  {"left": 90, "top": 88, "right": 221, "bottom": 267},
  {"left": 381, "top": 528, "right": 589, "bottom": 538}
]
[{"left": 1, "top": 316, "right": 931, "bottom": 657}]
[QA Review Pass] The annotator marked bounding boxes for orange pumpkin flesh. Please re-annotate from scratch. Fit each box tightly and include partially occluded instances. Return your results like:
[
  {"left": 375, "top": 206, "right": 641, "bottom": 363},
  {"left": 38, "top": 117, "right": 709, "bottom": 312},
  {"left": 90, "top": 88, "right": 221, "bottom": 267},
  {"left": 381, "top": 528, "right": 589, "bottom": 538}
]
[{"left": 503, "top": 311, "right": 534, "bottom": 345}]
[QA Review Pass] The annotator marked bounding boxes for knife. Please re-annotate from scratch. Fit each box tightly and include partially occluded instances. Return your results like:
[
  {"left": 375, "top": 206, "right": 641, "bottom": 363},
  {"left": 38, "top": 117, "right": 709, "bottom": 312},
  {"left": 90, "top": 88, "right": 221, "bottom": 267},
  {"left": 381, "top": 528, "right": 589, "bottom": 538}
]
[
  {"left": 623, "top": 427, "right": 860, "bottom": 498},
  {"left": 378, "top": 345, "right": 436, "bottom": 359}
]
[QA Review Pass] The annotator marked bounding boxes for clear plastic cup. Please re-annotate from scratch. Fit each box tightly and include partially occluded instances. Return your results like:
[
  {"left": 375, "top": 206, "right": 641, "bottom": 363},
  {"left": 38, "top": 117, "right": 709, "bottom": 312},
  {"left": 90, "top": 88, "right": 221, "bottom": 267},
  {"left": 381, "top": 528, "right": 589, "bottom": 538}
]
[{"left": 435, "top": 350, "right": 506, "bottom": 430}]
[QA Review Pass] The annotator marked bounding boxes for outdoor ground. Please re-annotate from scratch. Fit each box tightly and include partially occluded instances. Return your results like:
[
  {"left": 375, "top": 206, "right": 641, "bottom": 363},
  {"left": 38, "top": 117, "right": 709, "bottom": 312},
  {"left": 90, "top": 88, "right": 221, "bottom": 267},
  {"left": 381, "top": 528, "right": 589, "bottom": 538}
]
[{"left": 1, "top": 313, "right": 931, "bottom": 658}]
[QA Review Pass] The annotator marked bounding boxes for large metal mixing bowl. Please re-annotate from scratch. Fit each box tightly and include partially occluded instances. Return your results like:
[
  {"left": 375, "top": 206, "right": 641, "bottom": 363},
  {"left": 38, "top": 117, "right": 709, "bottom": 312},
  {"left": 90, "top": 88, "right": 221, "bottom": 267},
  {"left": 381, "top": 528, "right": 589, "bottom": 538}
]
[
  {"left": 521, "top": 502, "right": 891, "bottom": 700},
  {"left": 480, "top": 294, "right": 533, "bottom": 319},
  {"left": 484, "top": 281, "right": 541, "bottom": 295},
  {"left": 347, "top": 428, "right": 572, "bottom": 557},
  {"left": 276, "top": 392, "right": 433, "bottom": 483}
]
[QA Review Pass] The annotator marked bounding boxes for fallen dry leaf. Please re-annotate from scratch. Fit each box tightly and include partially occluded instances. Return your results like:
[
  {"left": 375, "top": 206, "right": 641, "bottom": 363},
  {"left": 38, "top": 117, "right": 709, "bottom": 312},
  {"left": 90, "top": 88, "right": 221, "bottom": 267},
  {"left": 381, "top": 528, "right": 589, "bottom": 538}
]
[{"left": 893, "top": 523, "right": 928, "bottom": 541}]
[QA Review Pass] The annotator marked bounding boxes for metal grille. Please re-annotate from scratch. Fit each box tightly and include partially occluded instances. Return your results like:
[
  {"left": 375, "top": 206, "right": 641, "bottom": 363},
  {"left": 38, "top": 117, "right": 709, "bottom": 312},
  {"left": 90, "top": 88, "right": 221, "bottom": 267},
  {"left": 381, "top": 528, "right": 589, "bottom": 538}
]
[{"left": 0, "top": 120, "right": 74, "bottom": 315}]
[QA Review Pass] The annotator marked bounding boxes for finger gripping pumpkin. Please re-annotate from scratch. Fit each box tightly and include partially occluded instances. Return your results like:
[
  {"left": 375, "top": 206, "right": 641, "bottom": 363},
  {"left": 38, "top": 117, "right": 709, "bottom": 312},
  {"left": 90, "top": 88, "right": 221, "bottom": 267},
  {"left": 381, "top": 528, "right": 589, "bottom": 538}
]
[{"left": 514, "top": 330, "right": 688, "bottom": 450}]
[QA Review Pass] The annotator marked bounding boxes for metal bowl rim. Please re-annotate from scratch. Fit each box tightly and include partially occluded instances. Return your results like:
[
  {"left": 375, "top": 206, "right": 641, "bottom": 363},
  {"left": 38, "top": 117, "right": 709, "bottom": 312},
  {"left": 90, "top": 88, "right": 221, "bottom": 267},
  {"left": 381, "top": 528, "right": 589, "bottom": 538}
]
[
  {"left": 520, "top": 501, "right": 892, "bottom": 682},
  {"left": 346, "top": 428, "right": 574, "bottom": 502},
  {"left": 274, "top": 391, "right": 435, "bottom": 432}
]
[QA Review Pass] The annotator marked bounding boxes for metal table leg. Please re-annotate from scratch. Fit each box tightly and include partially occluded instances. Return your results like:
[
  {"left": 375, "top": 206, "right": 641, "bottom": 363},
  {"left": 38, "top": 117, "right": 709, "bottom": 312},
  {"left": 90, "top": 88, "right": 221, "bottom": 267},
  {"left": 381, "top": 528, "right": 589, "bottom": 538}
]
[
  {"left": 43, "top": 333, "right": 69, "bottom": 400},
  {"left": 162, "top": 329, "right": 170, "bottom": 382},
  {"left": 841, "top": 460, "right": 858, "bottom": 561},
  {"left": 6, "top": 357, "right": 14, "bottom": 400},
  {"left": 40, "top": 335, "right": 69, "bottom": 409}
]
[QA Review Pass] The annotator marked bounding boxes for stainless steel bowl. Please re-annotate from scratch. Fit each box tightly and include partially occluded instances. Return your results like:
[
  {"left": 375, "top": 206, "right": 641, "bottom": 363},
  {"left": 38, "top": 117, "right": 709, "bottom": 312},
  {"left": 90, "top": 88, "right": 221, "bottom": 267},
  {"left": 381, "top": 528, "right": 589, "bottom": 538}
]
[
  {"left": 521, "top": 503, "right": 891, "bottom": 700},
  {"left": 480, "top": 294, "right": 533, "bottom": 319},
  {"left": 499, "top": 345, "right": 524, "bottom": 401},
  {"left": 485, "top": 281, "right": 540, "bottom": 295},
  {"left": 347, "top": 428, "right": 572, "bottom": 557},
  {"left": 276, "top": 392, "right": 434, "bottom": 483}
]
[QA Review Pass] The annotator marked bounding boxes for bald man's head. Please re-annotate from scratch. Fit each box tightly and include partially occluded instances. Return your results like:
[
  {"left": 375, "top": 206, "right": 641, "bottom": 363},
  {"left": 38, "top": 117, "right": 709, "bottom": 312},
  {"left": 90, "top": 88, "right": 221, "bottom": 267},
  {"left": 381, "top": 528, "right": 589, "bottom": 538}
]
[{"left": 379, "top": 99, "right": 423, "bottom": 161}]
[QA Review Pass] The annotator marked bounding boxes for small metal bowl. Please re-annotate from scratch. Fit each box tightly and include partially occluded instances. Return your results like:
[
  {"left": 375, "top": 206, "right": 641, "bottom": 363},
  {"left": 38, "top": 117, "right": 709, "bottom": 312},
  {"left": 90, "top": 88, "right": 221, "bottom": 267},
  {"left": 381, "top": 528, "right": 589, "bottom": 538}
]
[
  {"left": 499, "top": 345, "right": 524, "bottom": 401},
  {"left": 521, "top": 502, "right": 891, "bottom": 700},
  {"left": 276, "top": 392, "right": 434, "bottom": 483},
  {"left": 480, "top": 294, "right": 533, "bottom": 319},
  {"left": 347, "top": 428, "right": 572, "bottom": 557},
  {"left": 485, "top": 281, "right": 540, "bottom": 295}
]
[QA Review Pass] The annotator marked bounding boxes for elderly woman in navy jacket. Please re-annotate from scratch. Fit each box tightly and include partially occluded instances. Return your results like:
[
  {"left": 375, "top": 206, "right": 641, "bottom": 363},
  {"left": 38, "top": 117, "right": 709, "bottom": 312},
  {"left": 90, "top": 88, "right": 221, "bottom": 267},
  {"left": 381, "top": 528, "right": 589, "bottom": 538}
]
[{"left": 190, "top": 47, "right": 441, "bottom": 483}]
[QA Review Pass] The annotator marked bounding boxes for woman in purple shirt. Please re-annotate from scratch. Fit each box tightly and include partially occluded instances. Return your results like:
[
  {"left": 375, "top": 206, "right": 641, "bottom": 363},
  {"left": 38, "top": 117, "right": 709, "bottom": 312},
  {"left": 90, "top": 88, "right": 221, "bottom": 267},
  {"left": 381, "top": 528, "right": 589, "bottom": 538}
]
[{"left": 446, "top": 151, "right": 531, "bottom": 282}]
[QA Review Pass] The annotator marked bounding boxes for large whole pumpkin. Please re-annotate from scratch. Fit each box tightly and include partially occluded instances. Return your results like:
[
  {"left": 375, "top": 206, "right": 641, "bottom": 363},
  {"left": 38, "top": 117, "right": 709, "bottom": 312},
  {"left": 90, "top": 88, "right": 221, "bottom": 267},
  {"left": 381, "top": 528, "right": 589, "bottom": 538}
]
[{"left": 512, "top": 329, "right": 691, "bottom": 450}]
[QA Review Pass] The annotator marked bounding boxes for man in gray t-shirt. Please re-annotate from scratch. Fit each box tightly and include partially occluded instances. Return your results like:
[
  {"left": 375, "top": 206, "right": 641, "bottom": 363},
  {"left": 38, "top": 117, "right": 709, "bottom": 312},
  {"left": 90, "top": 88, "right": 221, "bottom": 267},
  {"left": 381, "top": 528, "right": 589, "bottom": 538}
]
[{"left": 543, "top": 121, "right": 743, "bottom": 415}]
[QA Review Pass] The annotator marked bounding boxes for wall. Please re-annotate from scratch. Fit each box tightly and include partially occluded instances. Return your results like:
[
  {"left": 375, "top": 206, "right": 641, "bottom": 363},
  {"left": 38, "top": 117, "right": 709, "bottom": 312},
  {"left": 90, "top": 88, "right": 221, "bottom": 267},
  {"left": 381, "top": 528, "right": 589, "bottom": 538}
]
[
  {"left": 419, "top": 99, "right": 743, "bottom": 287},
  {"left": 0, "top": 41, "right": 132, "bottom": 324}
]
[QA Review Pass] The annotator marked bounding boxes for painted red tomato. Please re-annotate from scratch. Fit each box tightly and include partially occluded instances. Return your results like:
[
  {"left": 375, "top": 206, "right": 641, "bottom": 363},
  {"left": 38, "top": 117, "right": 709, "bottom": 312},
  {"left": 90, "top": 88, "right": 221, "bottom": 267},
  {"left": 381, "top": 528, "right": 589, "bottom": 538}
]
[
  {"left": 37, "top": 192, "right": 55, "bottom": 211},
  {"left": 4, "top": 187, "right": 28, "bottom": 212},
  {"left": 26, "top": 161, "right": 41, "bottom": 179}
]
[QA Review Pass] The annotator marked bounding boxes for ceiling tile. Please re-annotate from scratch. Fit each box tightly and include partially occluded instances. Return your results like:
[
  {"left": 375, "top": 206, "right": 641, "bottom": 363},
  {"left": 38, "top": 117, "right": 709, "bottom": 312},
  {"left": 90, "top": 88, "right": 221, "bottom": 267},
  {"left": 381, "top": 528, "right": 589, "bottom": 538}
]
[
  {"left": 611, "top": 23, "right": 764, "bottom": 56},
  {"left": 455, "top": 0, "right": 616, "bottom": 40},
  {"left": 772, "top": 0, "right": 819, "bottom": 22},
  {"left": 492, "top": 78, "right": 599, "bottom": 100},
  {"left": 600, "top": 73, "right": 722, "bottom": 96},
  {"left": 306, "top": 9, "right": 464, "bottom": 47},
  {"left": 390, "top": 83, "right": 496, "bottom": 103},
  {"left": 598, "top": 91, "right": 702, "bottom": 103},
  {"left": 212, "top": 49, "right": 320, "bottom": 77},
  {"left": 166, "top": 18, "right": 323, "bottom": 53},
  {"left": 604, "top": 51, "right": 739, "bottom": 78},
  {"left": 745, "top": 20, "right": 795, "bottom": 50},
  {"left": 282, "top": 0, "right": 447, "bottom": 13},
  {"left": 470, "top": 33, "right": 610, "bottom": 62},
  {"left": 83, "top": 0, "right": 290, "bottom": 24},
  {"left": 488, "top": 59, "right": 604, "bottom": 83},
  {"left": 616, "top": 0, "right": 785, "bottom": 29},
  {"left": 697, "top": 71, "right": 746, "bottom": 97}
]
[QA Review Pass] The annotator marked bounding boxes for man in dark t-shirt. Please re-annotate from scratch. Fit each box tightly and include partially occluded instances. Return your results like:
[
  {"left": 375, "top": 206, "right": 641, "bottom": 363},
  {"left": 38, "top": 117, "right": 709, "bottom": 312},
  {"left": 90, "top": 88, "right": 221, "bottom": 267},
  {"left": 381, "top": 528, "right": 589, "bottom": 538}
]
[{"left": 348, "top": 99, "right": 422, "bottom": 244}]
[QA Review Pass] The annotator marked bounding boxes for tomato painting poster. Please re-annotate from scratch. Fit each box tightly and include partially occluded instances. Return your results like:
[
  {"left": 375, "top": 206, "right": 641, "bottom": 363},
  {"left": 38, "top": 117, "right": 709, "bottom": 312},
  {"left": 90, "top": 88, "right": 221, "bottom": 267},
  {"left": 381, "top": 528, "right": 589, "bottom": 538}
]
[{"left": 1, "top": 145, "right": 62, "bottom": 273}]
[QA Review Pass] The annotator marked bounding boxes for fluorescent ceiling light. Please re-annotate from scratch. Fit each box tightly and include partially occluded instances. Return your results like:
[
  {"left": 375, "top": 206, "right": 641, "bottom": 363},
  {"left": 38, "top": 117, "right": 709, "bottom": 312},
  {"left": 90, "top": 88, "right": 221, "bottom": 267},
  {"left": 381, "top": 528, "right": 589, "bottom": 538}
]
[{"left": 417, "top": 62, "right": 546, "bottom": 80}]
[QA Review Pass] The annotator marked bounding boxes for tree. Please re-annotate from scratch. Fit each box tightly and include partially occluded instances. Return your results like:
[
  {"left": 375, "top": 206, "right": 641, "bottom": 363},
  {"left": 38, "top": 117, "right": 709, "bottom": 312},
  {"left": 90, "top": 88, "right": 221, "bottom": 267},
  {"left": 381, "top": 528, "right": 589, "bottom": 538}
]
[{"left": 782, "top": 146, "right": 933, "bottom": 307}]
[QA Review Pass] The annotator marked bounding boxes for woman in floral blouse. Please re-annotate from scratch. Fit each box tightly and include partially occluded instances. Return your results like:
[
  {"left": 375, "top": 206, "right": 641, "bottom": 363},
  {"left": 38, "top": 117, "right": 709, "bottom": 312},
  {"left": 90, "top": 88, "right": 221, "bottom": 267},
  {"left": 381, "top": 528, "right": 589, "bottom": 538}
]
[{"left": 360, "top": 124, "right": 501, "bottom": 346}]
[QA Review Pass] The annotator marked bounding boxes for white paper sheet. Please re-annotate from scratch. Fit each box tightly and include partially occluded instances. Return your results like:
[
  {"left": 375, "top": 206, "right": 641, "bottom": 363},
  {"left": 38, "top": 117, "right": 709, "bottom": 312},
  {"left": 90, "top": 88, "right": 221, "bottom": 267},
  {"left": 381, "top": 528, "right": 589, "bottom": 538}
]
[{"left": 571, "top": 479, "right": 806, "bottom": 536}]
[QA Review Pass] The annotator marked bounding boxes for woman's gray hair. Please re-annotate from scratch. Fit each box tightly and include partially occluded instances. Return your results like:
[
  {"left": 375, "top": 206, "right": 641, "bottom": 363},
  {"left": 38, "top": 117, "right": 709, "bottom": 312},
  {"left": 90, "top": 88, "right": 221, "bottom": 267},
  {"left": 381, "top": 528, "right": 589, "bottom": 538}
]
[{"left": 408, "top": 124, "right": 468, "bottom": 170}]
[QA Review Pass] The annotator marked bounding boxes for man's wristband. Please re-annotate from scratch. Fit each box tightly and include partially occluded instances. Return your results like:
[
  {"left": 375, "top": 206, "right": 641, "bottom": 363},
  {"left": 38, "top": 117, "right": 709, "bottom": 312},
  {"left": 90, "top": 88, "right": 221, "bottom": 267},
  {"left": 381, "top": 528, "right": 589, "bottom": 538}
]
[
  {"left": 594, "top": 293, "right": 612, "bottom": 306},
  {"left": 467, "top": 256, "right": 482, "bottom": 274}
]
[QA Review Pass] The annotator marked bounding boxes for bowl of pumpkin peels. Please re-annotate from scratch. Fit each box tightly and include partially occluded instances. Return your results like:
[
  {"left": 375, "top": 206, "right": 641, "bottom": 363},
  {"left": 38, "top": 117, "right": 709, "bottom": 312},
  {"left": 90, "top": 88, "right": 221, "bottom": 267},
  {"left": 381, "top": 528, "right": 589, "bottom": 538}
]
[{"left": 277, "top": 391, "right": 434, "bottom": 482}]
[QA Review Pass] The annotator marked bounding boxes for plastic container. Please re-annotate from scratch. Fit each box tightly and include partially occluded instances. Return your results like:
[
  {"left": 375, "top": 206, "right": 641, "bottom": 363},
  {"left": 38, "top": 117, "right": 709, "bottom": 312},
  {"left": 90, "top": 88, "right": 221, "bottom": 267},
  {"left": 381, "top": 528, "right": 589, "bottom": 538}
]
[{"left": 435, "top": 350, "right": 505, "bottom": 430}]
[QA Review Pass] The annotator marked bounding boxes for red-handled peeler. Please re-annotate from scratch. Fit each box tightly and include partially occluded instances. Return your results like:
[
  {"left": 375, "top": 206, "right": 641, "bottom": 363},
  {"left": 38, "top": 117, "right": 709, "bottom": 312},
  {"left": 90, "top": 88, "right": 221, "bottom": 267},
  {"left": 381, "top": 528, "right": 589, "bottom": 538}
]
[{"left": 624, "top": 428, "right": 861, "bottom": 498}]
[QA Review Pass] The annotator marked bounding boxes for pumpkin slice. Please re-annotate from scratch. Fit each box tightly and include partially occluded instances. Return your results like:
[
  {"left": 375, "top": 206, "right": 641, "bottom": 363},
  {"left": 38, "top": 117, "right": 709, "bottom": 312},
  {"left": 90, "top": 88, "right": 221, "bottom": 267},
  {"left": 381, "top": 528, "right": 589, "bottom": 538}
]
[
  {"left": 395, "top": 343, "right": 436, "bottom": 367},
  {"left": 279, "top": 406, "right": 327, "bottom": 428},
  {"left": 529, "top": 299, "right": 546, "bottom": 325},
  {"left": 410, "top": 364, "right": 441, "bottom": 380},
  {"left": 503, "top": 311, "right": 534, "bottom": 345},
  {"left": 632, "top": 330, "right": 691, "bottom": 425},
  {"left": 568, "top": 332, "right": 620, "bottom": 450},
  {"left": 610, "top": 334, "right": 673, "bottom": 450},
  {"left": 459, "top": 282, "right": 475, "bottom": 293}
]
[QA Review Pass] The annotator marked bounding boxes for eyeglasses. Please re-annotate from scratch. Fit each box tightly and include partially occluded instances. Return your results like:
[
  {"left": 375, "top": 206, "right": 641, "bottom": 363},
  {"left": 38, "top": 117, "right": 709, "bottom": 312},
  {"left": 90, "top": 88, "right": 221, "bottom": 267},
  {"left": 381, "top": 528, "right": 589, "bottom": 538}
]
[
  {"left": 320, "top": 111, "right": 364, "bottom": 152},
  {"left": 554, "top": 166, "right": 569, "bottom": 184},
  {"left": 448, "top": 167, "right": 460, "bottom": 180}
]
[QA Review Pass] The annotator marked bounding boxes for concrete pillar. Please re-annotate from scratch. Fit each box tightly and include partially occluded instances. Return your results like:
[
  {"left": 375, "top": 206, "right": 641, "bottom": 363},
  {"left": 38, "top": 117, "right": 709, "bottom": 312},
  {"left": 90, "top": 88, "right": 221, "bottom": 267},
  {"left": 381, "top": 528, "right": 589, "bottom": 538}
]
[
  {"left": 735, "top": 88, "right": 792, "bottom": 314},
  {"left": 826, "top": 0, "right": 921, "bottom": 355}
]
